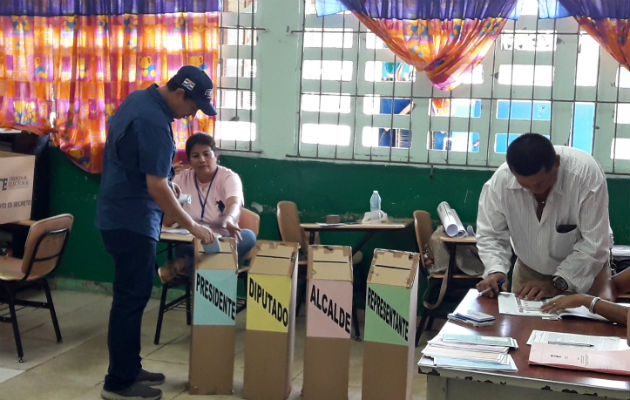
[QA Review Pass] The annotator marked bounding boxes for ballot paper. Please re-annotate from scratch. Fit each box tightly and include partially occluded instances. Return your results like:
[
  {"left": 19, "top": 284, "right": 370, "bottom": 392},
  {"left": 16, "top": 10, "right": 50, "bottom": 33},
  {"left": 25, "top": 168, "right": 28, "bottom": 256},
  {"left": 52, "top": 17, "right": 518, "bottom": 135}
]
[
  {"left": 437, "top": 201, "right": 467, "bottom": 238},
  {"left": 529, "top": 343, "right": 630, "bottom": 376},
  {"left": 161, "top": 227, "right": 191, "bottom": 235},
  {"left": 526, "top": 330, "right": 629, "bottom": 351},
  {"left": 497, "top": 292, "right": 607, "bottom": 321},
  {"left": 420, "top": 325, "right": 518, "bottom": 373}
]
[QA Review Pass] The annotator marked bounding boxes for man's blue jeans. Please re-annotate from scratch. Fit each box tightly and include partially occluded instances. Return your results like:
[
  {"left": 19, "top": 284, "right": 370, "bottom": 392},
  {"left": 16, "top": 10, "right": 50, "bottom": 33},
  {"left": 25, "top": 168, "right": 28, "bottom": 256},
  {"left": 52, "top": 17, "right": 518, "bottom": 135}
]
[{"left": 101, "top": 229, "right": 156, "bottom": 391}]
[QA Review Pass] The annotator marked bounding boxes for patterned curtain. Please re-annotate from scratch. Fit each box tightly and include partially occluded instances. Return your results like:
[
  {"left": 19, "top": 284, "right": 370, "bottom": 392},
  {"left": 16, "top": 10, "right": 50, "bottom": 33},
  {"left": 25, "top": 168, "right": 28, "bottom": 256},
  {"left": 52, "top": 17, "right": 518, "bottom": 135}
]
[
  {"left": 0, "top": 1, "right": 220, "bottom": 173},
  {"left": 316, "top": 0, "right": 519, "bottom": 91},
  {"left": 558, "top": 0, "right": 630, "bottom": 71}
]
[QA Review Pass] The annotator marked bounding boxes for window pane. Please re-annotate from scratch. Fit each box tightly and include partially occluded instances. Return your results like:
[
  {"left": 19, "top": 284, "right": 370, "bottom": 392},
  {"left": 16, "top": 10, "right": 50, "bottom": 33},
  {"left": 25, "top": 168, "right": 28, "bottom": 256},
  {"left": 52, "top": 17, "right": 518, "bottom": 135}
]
[
  {"left": 616, "top": 67, "right": 630, "bottom": 88},
  {"left": 303, "top": 60, "right": 353, "bottom": 81},
  {"left": 431, "top": 99, "right": 482, "bottom": 118},
  {"left": 496, "top": 100, "right": 551, "bottom": 120},
  {"left": 576, "top": 34, "right": 599, "bottom": 87},
  {"left": 612, "top": 138, "right": 630, "bottom": 160},
  {"left": 365, "top": 61, "right": 414, "bottom": 82},
  {"left": 429, "top": 131, "right": 479, "bottom": 152},
  {"left": 302, "top": 123, "right": 350, "bottom": 145},
  {"left": 498, "top": 65, "right": 553, "bottom": 86},
  {"left": 304, "top": 29, "right": 353, "bottom": 48},
  {"left": 215, "top": 121, "right": 256, "bottom": 141},
  {"left": 616, "top": 104, "right": 630, "bottom": 124},
  {"left": 301, "top": 94, "right": 351, "bottom": 113},
  {"left": 572, "top": 102, "right": 594, "bottom": 154}
]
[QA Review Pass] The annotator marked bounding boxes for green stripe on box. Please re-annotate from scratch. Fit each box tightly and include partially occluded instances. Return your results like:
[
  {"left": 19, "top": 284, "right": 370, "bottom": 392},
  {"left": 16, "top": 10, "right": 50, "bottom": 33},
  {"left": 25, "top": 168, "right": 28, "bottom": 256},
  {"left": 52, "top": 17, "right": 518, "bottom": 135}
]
[
  {"left": 363, "top": 283, "right": 411, "bottom": 346},
  {"left": 193, "top": 269, "right": 237, "bottom": 326}
]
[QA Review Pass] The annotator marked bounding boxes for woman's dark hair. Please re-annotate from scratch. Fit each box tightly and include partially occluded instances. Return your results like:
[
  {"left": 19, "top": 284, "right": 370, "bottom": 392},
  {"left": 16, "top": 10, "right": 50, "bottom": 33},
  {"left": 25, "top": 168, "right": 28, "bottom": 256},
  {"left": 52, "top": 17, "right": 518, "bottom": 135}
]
[
  {"left": 506, "top": 133, "right": 556, "bottom": 176},
  {"left": 185, "top": 132, "right": 218, "bottom": 161}
]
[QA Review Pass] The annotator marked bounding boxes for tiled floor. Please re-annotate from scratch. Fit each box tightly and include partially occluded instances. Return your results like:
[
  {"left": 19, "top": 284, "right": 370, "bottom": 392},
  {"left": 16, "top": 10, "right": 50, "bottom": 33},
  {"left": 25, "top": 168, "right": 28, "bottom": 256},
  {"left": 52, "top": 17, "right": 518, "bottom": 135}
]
[{"left": 0, "top": 288, "right": 437, "bottom": 400}]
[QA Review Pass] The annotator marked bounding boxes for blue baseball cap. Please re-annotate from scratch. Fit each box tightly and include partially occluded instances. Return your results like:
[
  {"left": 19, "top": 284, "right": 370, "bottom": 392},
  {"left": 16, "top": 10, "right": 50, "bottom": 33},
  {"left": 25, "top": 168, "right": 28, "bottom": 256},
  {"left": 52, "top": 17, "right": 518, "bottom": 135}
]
[{"left": 172, "top": 65, "right": 217, "bottom": 116}]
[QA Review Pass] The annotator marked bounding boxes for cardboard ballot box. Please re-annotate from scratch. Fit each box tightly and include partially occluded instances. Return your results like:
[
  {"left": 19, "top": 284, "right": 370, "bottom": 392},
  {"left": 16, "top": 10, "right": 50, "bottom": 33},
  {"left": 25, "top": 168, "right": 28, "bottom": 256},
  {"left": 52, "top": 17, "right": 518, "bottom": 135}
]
[
  {"left": 362, "top": 249, "right": 419, "bottom": 400},
  {"left": 243, "top": 241, "right": 299, "bottom": 400},
  {"left": 189, "top": 237, "right": 238, "bottom": 395},
  {"left": 303, "top": 245, "right": 353, "bottom": 400},
  {"left": 0, "top": 151, "right": 35, "bottom": 224}
]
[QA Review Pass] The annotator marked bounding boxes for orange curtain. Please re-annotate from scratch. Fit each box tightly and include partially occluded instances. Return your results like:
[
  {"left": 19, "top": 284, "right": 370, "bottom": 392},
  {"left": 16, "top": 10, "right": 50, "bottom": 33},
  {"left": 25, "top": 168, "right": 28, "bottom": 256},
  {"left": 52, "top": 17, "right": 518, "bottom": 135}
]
[
  {"left": 0, "top": 13, "right": 219, "bottom": 173},
  {"left": 575, "top": 16, "right": 630, "bottom": 71},
  {"left": 354, "top": 12, "right": 508, "bottom": 91}
]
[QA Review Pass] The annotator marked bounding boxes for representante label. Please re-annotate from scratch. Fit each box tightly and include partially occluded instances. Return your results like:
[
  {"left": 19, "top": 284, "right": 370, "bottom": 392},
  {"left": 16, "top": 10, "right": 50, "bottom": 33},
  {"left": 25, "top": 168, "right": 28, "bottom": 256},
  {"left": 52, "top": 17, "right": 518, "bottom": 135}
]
[{"left": 364, "top": 284, "right": 410, "bottom": 346}]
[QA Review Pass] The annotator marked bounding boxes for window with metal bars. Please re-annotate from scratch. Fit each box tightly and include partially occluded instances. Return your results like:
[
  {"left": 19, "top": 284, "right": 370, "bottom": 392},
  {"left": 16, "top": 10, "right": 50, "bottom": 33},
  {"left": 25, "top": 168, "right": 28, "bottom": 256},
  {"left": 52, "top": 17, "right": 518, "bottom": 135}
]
[
  {"left": 294, "top": 0, "right": 630, "bottom": 174},
  {"left": 214, "top": 0, "right": 260, "bottom": 153}
]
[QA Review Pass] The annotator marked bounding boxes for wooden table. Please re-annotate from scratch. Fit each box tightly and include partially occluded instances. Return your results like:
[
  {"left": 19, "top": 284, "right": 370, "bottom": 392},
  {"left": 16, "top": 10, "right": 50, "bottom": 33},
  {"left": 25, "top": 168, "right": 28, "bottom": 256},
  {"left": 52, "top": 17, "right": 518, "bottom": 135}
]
[
  {"left": 300, "top": 218, "right": 413, "bottom": 256},
  {"left": 418, "top": 291, "right": 630, "bottom": 400}
]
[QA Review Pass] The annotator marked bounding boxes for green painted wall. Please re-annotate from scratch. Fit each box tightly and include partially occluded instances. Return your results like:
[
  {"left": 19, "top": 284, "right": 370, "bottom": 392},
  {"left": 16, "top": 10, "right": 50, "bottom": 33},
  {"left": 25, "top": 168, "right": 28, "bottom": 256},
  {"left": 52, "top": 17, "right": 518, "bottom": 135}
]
[{"left": 46, "top": 147, "right": 629, "bottom": 290}]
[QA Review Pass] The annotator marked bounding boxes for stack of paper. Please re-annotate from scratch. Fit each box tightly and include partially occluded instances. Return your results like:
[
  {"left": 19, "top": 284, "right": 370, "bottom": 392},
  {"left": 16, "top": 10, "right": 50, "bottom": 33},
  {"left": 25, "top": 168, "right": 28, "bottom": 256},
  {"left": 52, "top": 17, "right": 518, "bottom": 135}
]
[
  {"left": 419, "top": 327, "right": 519, "bottom": 372},
  {"left": 498, "top": 292, "right": 608, "bottom": 321},
  {"left": 447, "top": 309, "right": 496, "bottom": 327},
  {"left": 527, "top": 330, "right": 630, "bottom": 375}
]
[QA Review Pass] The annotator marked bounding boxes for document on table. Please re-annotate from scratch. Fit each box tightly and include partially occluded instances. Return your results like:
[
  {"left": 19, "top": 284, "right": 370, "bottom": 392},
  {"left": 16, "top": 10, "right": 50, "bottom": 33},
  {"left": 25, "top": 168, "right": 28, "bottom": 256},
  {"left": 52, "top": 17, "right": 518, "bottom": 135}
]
[
  {"left": 529, "top": 343, "right": 630, "bottom": 375},
  {"left": 497, "top": 292, "right": 607, "bottom": 321},
  {"left": 526, "top": 330, "right": 630, "bottom": 351},
  {"left": 161, "top": 227, "right": 191, "bottom": 235}
]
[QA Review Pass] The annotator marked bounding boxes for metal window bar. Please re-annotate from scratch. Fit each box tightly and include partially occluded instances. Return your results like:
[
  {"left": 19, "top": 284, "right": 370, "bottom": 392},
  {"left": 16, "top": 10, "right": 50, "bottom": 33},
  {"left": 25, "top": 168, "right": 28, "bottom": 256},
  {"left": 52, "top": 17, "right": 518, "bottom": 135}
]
[
  {"left": 216, "top": 0, "right": 261, "bottom": 153},
  {"left": 293, "top": 1, "right": 629, "bottom": 175}
]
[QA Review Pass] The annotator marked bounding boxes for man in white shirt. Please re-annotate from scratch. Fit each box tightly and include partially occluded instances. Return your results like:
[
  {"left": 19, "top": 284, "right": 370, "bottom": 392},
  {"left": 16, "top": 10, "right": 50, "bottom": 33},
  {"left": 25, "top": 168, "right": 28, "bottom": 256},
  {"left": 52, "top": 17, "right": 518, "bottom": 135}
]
[{"left": 475, "top": 133, "right": 612, "bottom": 301}]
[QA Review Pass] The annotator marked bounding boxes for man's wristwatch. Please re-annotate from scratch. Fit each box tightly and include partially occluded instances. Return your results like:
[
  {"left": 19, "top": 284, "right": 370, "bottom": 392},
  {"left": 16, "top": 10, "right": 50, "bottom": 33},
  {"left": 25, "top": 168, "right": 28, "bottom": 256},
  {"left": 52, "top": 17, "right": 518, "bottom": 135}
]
[{"left": 552, "top": 275, "right": 568, "bottom": 292}]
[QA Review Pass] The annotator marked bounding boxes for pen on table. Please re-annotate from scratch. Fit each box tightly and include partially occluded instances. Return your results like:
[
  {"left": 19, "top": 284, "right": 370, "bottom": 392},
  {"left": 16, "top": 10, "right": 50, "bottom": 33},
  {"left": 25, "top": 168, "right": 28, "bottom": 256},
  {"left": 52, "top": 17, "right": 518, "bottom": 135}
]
[
  {"left": 548, "top": 341, "right": 594, "bottom": 347},
  {"left": 478, "top": 279, "right": 505, "bottom": 296}
]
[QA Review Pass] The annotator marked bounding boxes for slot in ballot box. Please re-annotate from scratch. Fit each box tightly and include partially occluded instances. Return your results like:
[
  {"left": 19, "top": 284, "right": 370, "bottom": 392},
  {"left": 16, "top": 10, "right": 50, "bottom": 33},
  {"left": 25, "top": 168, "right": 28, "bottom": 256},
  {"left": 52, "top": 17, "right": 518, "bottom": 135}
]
[
  {"left": 189, "top": 237, "right": 238, "bottom": 395},
  {"left": 303, "top": 245, "right": 353, "bottom": 400},
  {"left": 243, "top": 241, "right": 299, "bottom": 400},
  {"left": 0, "top": 151, "right": 35, "bottom": 224},
  {"left": 362, "top": 249, "right": 419, "bottom": 400}
]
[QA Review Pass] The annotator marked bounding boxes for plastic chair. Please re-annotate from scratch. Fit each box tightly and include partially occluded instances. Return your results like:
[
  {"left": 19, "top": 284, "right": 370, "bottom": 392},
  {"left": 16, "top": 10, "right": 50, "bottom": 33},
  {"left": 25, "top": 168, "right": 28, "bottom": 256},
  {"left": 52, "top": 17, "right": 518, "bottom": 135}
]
[
  {"left": 413, "top": 210, "right": 480, "bottom": 345},
  {"left": 153, "top": 208, "right": 259, "bottom": 345},
  {"left": 0, "top": 213, "right": 74, "bottom": 362},
  {"left": 276, "top": 201, "right": 319, "bottom": 316}
]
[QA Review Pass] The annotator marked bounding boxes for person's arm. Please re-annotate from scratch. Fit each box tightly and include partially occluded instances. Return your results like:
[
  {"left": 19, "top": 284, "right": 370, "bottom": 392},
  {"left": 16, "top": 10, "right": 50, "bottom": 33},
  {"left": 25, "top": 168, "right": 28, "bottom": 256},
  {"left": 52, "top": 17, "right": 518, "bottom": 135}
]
[
  {"left": 475, "top": 179, "right": 512, "bottom": 296},
  {"left": 612, "top": 268, "right": 630, "bottom": 298},
  {"left": 222, "top": 196, "right": 242, "bottom": 240},
  {"left": 146, "top": 174, "right": 214, "bottom": 243},
  {"left": 554, "top": 180, "right": 611, "bottom": 294},
  {"left": 540, "top": 293, "right": 628, "bottom": 326}
]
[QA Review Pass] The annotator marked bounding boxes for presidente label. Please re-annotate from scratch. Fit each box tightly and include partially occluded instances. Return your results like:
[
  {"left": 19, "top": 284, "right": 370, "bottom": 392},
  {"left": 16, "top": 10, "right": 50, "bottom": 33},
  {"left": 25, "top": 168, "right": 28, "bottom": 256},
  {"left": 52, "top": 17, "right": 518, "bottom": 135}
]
[
  {"left": 193, "top": 269, "right": 237, "bottom": 326},
  {"left": 246, "top": 274, "right": 291, "bottom": 333},
  {"left": 364, "top": 284, "right": 410, "bottom": 346},
  {"left": 306, "top": 281, "right": 352, "bottom": 339}
]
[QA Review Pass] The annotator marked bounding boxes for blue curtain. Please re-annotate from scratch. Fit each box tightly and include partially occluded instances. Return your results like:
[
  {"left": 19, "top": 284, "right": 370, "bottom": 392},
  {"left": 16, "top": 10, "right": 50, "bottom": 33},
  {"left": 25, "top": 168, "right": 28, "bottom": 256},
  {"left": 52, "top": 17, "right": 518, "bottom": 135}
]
[
  {"left": 0, "top": 0, "right": 221, "bottom": 16},
  {"left": 316, "top": 0, "right": 518, "bottom": 19}
]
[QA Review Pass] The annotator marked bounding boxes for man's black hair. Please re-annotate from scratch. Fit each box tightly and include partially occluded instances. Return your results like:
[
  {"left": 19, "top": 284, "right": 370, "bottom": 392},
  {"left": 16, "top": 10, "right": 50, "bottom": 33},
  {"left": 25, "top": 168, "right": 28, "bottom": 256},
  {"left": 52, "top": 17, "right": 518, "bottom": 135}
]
[
  {"left": 166, "top": 78, "right": 194, "bottom": 100},
  {"left": 506, "top": 133, "right": 556, "bottom": 176},
  {"left": 185, "top": 132, "right": 217, "bottom": 161}
]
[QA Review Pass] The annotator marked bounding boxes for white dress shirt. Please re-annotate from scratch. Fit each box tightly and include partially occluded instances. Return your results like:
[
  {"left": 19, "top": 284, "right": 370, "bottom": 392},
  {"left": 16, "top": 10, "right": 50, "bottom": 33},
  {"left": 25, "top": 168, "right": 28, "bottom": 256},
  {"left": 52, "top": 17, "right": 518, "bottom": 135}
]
[{"left": 476, "top": 146, "right": 611, "bottom": 293}]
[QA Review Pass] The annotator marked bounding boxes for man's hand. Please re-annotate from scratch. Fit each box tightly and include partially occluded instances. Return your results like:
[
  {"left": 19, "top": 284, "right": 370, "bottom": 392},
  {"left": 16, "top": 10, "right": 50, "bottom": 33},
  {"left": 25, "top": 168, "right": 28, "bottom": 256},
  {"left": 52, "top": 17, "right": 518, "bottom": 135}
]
[
  {"left": 189, "top": 223, "right": 215, "bottom": 245},
  {"left": 540, "top": 294, "right": 589, "bottom": 314},
  {"left": 514, "top": 280, "right": 560, "bottom": 301},
  {"left": 223, "top": 215, "right": 242, "bottom": 241},
  {"left": 476, "top": 273, "right": 508, "bottom": 298}
]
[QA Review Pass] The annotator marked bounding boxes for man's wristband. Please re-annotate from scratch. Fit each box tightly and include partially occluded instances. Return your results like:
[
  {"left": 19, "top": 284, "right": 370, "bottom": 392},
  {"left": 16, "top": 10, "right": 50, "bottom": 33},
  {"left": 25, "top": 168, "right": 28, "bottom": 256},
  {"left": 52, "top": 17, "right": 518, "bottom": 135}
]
[{"left": 589, "top": 296, "right": 600, "bottom": 313}]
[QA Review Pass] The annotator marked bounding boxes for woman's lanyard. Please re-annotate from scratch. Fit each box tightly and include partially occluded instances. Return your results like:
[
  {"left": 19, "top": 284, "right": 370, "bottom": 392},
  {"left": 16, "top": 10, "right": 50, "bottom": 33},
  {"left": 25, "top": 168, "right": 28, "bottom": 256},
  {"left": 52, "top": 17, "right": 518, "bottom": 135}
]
[{"left": 194, "top": 169, "right": 218, "bottom": 220}]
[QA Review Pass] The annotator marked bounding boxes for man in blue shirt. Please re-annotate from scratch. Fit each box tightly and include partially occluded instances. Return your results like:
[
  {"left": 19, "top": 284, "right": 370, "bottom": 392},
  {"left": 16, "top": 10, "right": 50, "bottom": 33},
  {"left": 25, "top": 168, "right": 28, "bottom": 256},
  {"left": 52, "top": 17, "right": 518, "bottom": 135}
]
[{"left": 96, "top": 66, "right": 216, "bottom": 400}]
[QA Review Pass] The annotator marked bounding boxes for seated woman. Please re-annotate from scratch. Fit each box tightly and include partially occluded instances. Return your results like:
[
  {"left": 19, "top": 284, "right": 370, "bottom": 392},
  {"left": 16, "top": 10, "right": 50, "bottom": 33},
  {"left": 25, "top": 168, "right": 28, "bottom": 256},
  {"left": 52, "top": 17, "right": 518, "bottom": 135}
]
[
  {"left": 158, "top": 132, "right": 256, "bottom": 283},
  {"left": 541, "top": 268, "right": 630, "bottom": 325}
]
